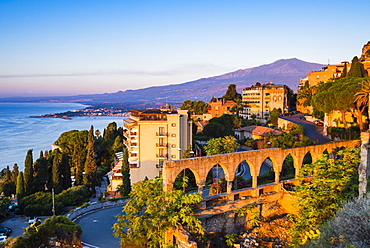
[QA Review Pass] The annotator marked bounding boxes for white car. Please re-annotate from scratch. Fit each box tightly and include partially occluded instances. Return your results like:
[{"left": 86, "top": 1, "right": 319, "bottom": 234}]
[
  {"left": 28, "top": 216, "right": 40, "bottom": 224},
  {"left": 0, "top": 235, "right": 7, "bottom": 243}
]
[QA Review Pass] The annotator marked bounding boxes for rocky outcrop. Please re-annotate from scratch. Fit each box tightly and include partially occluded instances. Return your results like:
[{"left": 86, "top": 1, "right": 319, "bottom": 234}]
[{"left": 360, "top": 41, "right": 370, "bottom": 61}]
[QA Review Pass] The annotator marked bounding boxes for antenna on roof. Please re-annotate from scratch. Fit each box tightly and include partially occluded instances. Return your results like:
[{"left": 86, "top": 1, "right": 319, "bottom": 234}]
[{"left": 328, "top": 59, "right": 330, "bottom": 65}]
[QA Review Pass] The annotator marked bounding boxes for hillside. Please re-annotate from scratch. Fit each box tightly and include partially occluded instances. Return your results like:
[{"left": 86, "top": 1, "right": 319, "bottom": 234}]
[{"left": 0, "top": 58, "right": 324, "bottom": 108}]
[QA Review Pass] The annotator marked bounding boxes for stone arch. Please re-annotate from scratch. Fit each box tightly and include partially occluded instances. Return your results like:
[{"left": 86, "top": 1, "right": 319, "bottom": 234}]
[
  {"left": 205, "top": 163, "right": 228, "bottom": 196},
  {"left": 303, "top": 151, "right": 313, "bottom": 165},
  {"left": 279, "top": 153, "right": 296, "bottom": 181},
  {"left": 173, "top": 168, "right": 198, "bottom": 192},
  {"left": 232, "top": 160, "right": 252, "bottom": 191},
  {"left": 257, "top": 157, "right": 275, "bottom": 186}
]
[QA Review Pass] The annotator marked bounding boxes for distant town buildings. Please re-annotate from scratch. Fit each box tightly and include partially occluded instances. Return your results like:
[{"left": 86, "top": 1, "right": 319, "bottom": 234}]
[
  {"left": 239, "top": 83, "right": 289, "bottom": 121},
  {"left": 203, "top": 98, "right": 236, "bottom": 121},
  {"left": 119, "top": 108, "right": 193, "bottom": 184}
]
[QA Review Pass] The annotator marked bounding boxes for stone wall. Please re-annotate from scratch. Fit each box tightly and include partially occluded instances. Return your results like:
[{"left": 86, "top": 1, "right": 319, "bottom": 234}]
[{"left": 66, "top": 199, "right": 127, "bottom": 221}]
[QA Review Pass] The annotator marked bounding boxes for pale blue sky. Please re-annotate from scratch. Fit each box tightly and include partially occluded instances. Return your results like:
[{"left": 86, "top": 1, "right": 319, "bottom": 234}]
[{"left": 1, "top": 0, "right": 369, "bottom": 97}]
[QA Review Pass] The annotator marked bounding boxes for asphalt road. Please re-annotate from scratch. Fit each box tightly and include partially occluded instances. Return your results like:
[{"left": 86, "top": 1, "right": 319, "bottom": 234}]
[
  {"left": 281, "top": 113, "right": 331, "bottom": 144},
  {"left": 74, "top": 205, "right": 124, "bottom": 248}
]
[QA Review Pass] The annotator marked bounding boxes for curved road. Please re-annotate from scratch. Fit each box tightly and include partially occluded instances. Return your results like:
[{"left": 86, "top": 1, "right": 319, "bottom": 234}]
[
  {"left": 281, "top": 113, "right": 331, "bottom": 144},
  {"left": 74, "top": 205, "right": 124, "bottom": 248}
]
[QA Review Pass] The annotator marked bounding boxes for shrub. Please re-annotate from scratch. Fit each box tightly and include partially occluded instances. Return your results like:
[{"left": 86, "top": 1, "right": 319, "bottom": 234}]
[
  {"left": 55, "top": 185, "right": 90, "bottom": 206},
  {"left": 305, "top": 194, "right": 370, "bottom": 247}
]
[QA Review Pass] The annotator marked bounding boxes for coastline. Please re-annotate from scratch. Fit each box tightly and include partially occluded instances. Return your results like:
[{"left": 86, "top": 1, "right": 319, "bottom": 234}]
[{"left": 29, "top": 107, "right": 130, "bottom": 119}]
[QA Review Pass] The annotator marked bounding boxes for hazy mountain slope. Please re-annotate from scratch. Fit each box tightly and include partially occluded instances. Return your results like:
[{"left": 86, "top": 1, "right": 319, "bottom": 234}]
[{"left": 0, "top": 58, "right": 324, "bottom": 108}]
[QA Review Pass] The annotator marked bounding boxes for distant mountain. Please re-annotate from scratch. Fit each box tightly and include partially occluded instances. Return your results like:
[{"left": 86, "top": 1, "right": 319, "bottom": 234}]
[{"left": 1, "top": 58, "right": 324, "bottom": 108}]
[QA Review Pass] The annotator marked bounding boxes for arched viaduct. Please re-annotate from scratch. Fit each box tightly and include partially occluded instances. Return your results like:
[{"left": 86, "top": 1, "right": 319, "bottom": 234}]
[{"left": 163, "top": 140, "right": 360, "bottom": 195}]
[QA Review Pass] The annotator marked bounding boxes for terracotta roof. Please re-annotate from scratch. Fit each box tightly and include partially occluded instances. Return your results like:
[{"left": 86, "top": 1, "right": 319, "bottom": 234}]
[{"left": 235, "top": 125, "right": 282, "bottom": 137}]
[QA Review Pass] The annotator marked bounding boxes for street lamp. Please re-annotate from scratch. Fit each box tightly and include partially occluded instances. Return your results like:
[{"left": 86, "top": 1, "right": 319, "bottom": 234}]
[{"left": 52, "top": 188, "right": 55, "bottom": 216}]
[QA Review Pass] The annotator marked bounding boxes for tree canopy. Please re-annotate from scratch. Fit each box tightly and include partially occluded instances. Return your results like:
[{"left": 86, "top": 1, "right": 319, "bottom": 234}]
[
  {"left": 204, "top": 136, "right": 239, "bottom": 155},
  {"left": 311, "top": 77, "right": 365, "bottom": 129},
  {"left": 222, "top": 84, "right": 242, "bottom": 101},
  {"left": 180, "top": 100, "right": 208, "bottom": 115},
  {"left": 113, "top": 178, "right": 204, "bottom": 248}
]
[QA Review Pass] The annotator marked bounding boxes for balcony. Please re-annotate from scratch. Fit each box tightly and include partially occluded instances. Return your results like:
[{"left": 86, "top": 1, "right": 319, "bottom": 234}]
[
  {"left": 156, "top": 153, "right": 168, "bottom": 159},
  {"left": 156, "top": 143, "right": 168, "bottom": 148},
  {"left": 156, "top": 132, "right": 168, "bottom": 137},
  {"left": 130, "top": 132, "right": 138, "bottom": 136}
]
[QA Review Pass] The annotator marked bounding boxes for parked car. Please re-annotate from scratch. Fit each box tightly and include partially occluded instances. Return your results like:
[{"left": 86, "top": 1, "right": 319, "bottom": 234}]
[
  {"left": 28, "top": 216, "right": 40, "bottom": 224},
  {"left": 0, "top": 227, "right": 12, "bottom": 236},
  {"left": 0, "top": 235, "right": 7, "bottom": 243},
  {"left": 313, "top": 120, "right": 324, "bottom": 126},
  {"left": 299, "top": 116, "right": 306, "bottom": 120}
]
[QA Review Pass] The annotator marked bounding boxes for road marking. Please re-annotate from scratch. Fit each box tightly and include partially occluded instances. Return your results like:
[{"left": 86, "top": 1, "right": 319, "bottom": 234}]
[{"left": 82, "top": 242, "right": 99, "bottom": 248}]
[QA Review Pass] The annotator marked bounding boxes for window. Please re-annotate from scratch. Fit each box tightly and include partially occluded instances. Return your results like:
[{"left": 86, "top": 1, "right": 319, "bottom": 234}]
[
  {"left": 171, "top": 133, "right": 176, "bottom": 137},
  {"left": 171, "top": 155, "right": 176, "bottom": 158},
  {"left": 171, "top": 123, "right": 176, "bottom": 127},
  {"left": 171, "top": 144, "right": 176, "bottom": 148},
  {"left": 159, "top": 127, "right": 165, "bottom": 135}
]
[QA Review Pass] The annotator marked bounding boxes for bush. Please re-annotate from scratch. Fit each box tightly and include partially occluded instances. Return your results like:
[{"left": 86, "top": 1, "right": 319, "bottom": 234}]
[
  {"left": 305, "top": 194, "right": 370, "bottom": 247},
  {"left": 55, "top": 185, "right": 90, "bottom": 206}
]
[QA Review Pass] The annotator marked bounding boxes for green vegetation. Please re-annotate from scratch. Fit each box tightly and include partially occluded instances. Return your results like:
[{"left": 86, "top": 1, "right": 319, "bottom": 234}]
[
  {"left": 116, "top": 147, "right": 131, "bottom": 197},
  {"left": 3, "top": 216, "right": 82, "bottom": 248},
  {"left": 310, "top": 77, "right": 366, "bottom": 129},
  {"left": 204, "top": 136, "right": 239, "bottom": 156},
  {"left": 197, "top": 114, "right": 242, "bottom": 139},
  {"left": 222, "top": 84, "right": 242, "bottom": 101},
  {"left": 18, "top": 185, "right": 90, "bottom": 216},
  {"left": 0, "top": 121, "right": 124, "bottom": 218},
  {"left": 347, "top": 56, "right": 366, "bottom": 78},
  {"left": 304, "top": 193, "right": 370, "bottom": 247},
  {"left": 289, "top": 147, "right": 360, "bottom": 246},
  {"left": 113, "top": 178, "right": 204, "bottom": 248},
  {"left": 180, "top": 100, "right": 208, "bottom": 115}
]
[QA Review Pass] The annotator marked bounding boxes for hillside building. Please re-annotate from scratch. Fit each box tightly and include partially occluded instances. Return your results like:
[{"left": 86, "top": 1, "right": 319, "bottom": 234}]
[
  {"left": 203, "top": 98, "right": 236, "bottom": 121},
  {"left": 122, "top": 108, "right": 193, "bottom": 184},
  {"left": 240, "top": 83, "right": 289, "bottom": 121}
]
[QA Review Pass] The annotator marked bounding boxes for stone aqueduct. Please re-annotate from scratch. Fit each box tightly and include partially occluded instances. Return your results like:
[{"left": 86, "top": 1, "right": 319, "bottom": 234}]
[{"left": 163, "top": 140, "right": 360, "bottom": 194}]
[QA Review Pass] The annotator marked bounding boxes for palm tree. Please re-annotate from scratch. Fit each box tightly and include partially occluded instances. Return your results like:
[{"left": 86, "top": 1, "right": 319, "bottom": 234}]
[{"left": 355, "top": 79, "right": 370, "bottom": 129}]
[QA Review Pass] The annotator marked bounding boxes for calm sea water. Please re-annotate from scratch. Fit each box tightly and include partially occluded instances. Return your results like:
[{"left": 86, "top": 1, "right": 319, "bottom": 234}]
[{"left": 0, "top": 102, "right": 126, "bottom": 171}]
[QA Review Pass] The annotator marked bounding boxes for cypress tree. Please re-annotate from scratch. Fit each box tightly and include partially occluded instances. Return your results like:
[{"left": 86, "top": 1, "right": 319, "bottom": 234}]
[
  {"left": 16, "top": 171, "right": 25, "bottom": 200},
  {"left": 4, "top": 166, "right": 11, "bottom": 182},
  {"left": 120, "top": 147, "right": 131, "bottom": 197},
  {"left": 84, "top": 125, "right": 98, "bottom": 190},
  {"left": 73, "top": 147, "right": 83, "bottom": 186},
  {"left": 104, "top": 122, "right": 118, "bottom": 140},
  {"left": 61, "top": 152, "right": 72, "bottom": 190},
  {"left": 222, "top": 84, "right": 242, "bottom": 101},
  {"left": 23, "top": 149, "right": 34, "bottom": 196},
  {"left": 52, "top": 149, "right": 63, "bottom": 194},
  {"left": 11, "top": 164, "right": 19, "bottom": 185},
  {"left": 347, "top": 56, "right": 364, "bottom": 77},
  {"left": 342, "top": 62, "right": 347, "bottom": 77},
  {"left": 33, "top": 157, "right": 50, "bottom": 192}
]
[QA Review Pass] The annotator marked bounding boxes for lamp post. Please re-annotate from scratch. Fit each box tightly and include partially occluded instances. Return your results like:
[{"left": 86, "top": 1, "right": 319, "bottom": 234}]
[{"left": 52, "top": 188, "right": 55, "bottom": 216}]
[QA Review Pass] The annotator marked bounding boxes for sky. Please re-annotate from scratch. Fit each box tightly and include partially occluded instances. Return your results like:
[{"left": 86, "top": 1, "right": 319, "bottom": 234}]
[{"left": 1, "top": 0, "right": 370, "bottom": 98}]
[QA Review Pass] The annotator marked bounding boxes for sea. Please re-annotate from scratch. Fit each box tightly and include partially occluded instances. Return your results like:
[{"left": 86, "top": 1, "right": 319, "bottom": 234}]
[{"left": 0, "top": 102, "right": 127, "bottom": 171}]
